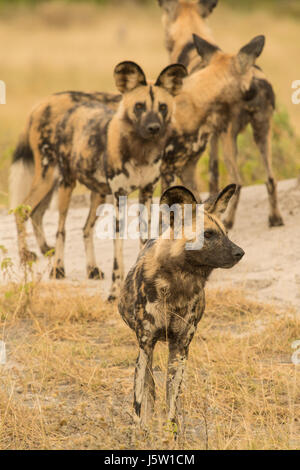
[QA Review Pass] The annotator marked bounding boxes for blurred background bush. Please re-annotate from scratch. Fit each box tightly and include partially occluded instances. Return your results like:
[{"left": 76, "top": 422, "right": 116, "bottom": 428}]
[
  {"left": 1, "top": 0, "right": 300, "bottom": 16},
  {"left": 0, "top": 0, "right": 299, "bottom": 205}
]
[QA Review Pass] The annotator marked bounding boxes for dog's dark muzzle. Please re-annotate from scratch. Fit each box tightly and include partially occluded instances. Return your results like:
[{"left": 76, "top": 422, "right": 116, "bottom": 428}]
[{"left": 147, "top": 122, "right": 161, "bottom": 136}]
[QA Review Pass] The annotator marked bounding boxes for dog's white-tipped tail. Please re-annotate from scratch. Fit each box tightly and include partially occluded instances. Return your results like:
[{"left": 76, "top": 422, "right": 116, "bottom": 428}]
[
  {"left": 9, "top": 136, "right": 34, "bottom": 210},
  {"left": 9, "top": 160, "right": 34, "bottom": 210}
]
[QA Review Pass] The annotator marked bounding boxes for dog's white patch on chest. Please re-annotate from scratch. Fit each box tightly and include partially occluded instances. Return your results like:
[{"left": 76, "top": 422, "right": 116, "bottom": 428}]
[{"left": 110, "top": 160, "right": 161, "bottom": 194}]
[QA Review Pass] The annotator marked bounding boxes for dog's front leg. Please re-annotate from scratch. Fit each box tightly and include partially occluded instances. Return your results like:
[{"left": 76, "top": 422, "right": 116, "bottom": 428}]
[
  {"left": 166, "top": 341, "right": 188, "bottom": 429},
  {"left": 139, "top": 184, "right": 154, "bottom": 248},
  {"left": 133, "top": 344, "right": 154, "bottom": 427},
  {"left": 108, "top": 193, "right": 126, "bottom": 302}
]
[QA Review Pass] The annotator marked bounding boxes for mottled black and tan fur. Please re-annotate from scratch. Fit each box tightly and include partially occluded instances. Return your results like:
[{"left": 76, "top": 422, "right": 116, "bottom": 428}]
[
  {"left": 118, "top": 184, "right": 244, "bottom": 427},
  {"left": 158, "top": 0, "right": 284, "bottom": 229},
  {"left": 10, "top": 90, "right": 121, "bottom": 270},
  {"left": 159, "top": 33, "right": 267, "bottom": 197},
  {"left": 10, "top": 61, "right": 187, "bottom": 299}
]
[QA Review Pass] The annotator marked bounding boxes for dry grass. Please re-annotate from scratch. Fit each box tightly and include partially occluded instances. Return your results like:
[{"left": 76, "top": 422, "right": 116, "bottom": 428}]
[{"left": 0, "top": 280, "right": 299, "bottom": 450}]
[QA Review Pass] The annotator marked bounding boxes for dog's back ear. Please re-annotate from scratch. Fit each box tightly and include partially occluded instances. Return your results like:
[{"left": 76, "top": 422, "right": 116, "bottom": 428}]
[
  {"left": 155, "top": 64, "right": 187, "bottom": 96},
  {"left": 160, "top": 185, "right": 198, "bottom": 207},
  {"left": 158, "top": 0, "right": 178, "bottom": 16},
  {"left": 193, "top": 34, "right": 220, "bottom": 65},
  {"left": 235, "top": 35, "right": 265, "bottom": 74},
  {"left": 204, "top": 184, "right": 236, "bottom": 217},
  {"left": 114, "top": 61, "right": 147, "bottom": 94}
]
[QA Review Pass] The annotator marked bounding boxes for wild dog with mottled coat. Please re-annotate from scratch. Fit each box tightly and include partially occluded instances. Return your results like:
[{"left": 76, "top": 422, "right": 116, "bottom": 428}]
[
  {"left": 158, "top": 0, "right": 284, "bottom": 229},
  {"left": 159, "top": 33, "right": 267, "bottom": 196},
  {"left": 10, "top": 61, "right": 187, "bottom": 299},
  {"left": 10, "top": 90, "right": 121, "bottom": 273},
  {"left": 118, "top": 184, "right": 244, "bottom": 427}
]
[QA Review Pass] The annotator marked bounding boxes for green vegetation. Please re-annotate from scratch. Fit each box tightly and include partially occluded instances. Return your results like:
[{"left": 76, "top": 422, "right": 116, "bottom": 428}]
[
  {"left": 223, "top": 0, "right": 300, "bottom": 18},
  {"left": 0, "top": 0, "right": 299, "bottom": 18},
  {"left": 199, "top": 107, "right": 300, "bottom": 190}
]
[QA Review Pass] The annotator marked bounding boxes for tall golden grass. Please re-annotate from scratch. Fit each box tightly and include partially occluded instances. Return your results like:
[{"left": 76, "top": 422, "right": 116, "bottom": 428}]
[{"left": 0, "top": 280, "right": 299, "bottom": 450}]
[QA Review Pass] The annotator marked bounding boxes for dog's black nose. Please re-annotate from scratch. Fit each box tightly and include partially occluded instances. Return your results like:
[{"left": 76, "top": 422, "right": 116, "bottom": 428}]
[
  {"left": 233, "top": 247, "right": 245, "bottom": 261},
  {"left": 147, "top": 123, "right": 161, "bottom": 135}
]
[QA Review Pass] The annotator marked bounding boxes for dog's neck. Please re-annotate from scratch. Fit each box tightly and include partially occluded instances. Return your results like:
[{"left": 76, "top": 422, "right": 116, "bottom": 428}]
[{"left": 173, "top": 64, "right": 232, "bottom": 136}]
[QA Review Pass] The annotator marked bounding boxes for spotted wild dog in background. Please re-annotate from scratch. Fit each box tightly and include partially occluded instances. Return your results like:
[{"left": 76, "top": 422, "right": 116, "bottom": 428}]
[
  {"left": 118, "top": 184, "right": 244, "bottom": 427},
  {"left": 158, "top": 0, "right": 284, "bottom": 229},
  {"left": 159, "top": 34, "right": 267, "bottom": 199},
  {"left": 10, "top": 61, "right": 187, "bottom": 299},
  {"left": 159, "top": 0, "right": 217, "bottom": 70}
]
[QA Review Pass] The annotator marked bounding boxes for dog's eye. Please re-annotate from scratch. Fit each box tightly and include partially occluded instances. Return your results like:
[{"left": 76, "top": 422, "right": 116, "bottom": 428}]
[
  {"left": 204, "top": 230, "right": 215, "bottom": 240},
  {"left": 134, "top": 102, "right": 145, "bottom": 112},
  {"left": 159, "top": 103, "right": 168, "bottom": 115}
]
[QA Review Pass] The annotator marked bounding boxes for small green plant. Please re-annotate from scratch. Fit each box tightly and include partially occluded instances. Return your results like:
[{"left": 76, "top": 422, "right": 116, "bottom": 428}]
[
  {"left": 9, "top": 204, "right": 32, "bottom": 221},
  {"left": 44, "top": 248, "right": 55, "bottom": 258}
]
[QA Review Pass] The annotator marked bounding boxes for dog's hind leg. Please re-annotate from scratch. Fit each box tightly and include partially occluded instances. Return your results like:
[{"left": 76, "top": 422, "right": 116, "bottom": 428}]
[
  {"left": 51, "top": 182, "right": 75, "bottom": 279},
  {"left": 15, "top": 167, "right": 58, "bottom": 263},
  {"left": 133, "top": 344, "right": 155, "bottom": 427},
  {"left": 221, "top": 124, "right": 242, "bottom": 230},
  {"left": 251, "top": 116, "right": 284, "bottom": 227},
  {"left": 83, "top": 191, "right": 105, "bottom": 280},
  {"left": 31, "top": 185, "right": 56, "bottom": 256}
]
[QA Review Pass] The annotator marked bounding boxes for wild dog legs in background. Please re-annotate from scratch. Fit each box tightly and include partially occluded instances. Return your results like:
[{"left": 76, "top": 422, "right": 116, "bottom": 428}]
[{"left": 158, "top": 0, "right": 284, "bottom": 229}]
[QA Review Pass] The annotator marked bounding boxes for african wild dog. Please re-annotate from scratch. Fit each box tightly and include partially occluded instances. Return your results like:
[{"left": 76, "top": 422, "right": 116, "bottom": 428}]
[
  {"left": 10, "top": 61, "right": 187, "bottom": 299},
  {"left": 159, "top": 0, "right": 217, "bottom": 70},
  {"left": 159, "top": 33, "right": 267, "bottom": 197},
  {"left": 118, "top": 184, "right": 244, "bottom": 427},
  {"left": 158, "top": 0, "right": 284, "bottom": 229},
  {"left": 10, "top": 90, "right": 121, "bottom": 272}
]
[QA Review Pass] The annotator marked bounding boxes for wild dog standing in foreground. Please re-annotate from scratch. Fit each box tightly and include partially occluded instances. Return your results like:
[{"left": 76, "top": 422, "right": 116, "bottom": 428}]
[
  {"left": 158, "top": 0, "right": 284, "bottom": 229},
  {"left": 118, "top": 184, "right": 244, "bottom": 427},
  {"left": 11, "top": 61, "right": 187, "bottom": 298}
]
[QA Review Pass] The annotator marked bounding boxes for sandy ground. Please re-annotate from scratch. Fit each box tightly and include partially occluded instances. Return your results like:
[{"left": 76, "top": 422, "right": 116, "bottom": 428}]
[{"left": 1, "top": 178, "right": 299, "bottom": 312}]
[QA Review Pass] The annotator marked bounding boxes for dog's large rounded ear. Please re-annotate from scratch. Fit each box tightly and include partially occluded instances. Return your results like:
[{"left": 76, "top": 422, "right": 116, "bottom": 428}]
[
  {"left": 197, "top": 0, "right": 218, "bottom": 18},
  {"left": 114, "top": 61, "right": 147, "bottom": 94},
  {"left": 155, "top": 64, "right": 187, "bottom": 96},
  {"left": 235, "top": 35, "right": 265, "bottom": 74},
  {"left": 193, "top": 34, "right": 220, "bottom": 65},
  {"left": 160, "top": 185, "right": 198, "bottom": 207},
  {"left": 204, "top": 184, "right": 237, "bottom": 217}
]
